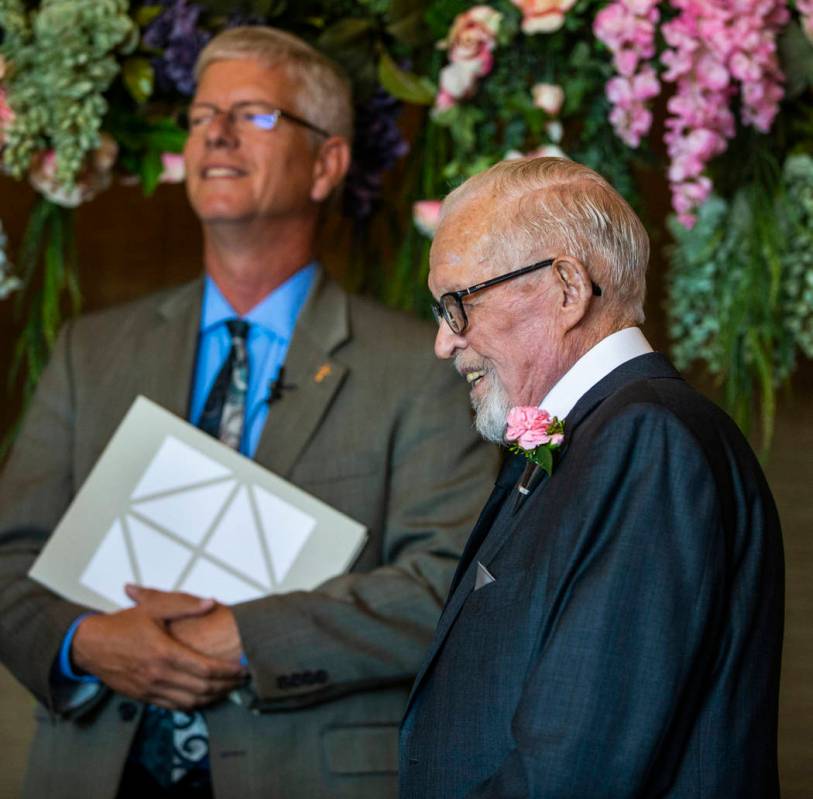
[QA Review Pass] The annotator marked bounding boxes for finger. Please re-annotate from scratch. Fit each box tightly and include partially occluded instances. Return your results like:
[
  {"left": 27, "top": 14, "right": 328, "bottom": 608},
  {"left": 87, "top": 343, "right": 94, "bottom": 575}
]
[
  {"left": 148, "top": 669, "right": 244, "bottom": 700},
  {"left": 125, "top": 585, "right": 215, "bottom": 620},
  {"left": 164, "top": 638, "right": 246, "bottom": 681},
  {"left": 146, "top": 671, "right": 245, "bottom": 710}
]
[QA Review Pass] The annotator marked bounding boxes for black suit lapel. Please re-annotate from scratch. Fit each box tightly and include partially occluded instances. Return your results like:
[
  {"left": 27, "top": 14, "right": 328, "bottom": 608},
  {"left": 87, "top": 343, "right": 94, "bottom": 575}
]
[
  {"left": 446, "top": 454, "right": 525, "bottom": 598},
  {"left": 404, "top": 455, "right": 524, "bottom": 716}
]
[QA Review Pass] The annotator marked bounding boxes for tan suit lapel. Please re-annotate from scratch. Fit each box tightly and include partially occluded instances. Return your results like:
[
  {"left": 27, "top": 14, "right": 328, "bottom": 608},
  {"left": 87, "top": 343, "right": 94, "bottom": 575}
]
[
  {"left": 253, "top": 271, "right": 350, "bottom": 477},
  {"left": 138, "top": 280, "right": 203, "bottom": 418}
]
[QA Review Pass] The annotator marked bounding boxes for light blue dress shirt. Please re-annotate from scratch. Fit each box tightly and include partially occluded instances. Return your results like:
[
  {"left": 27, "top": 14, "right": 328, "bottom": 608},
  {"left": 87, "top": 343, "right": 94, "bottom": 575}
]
[
  {"left": 57, "top": 263, "right": 318, "bottom": 681},
  {"left": 190, "top": 264, "right": 317, "bottom": 457}
]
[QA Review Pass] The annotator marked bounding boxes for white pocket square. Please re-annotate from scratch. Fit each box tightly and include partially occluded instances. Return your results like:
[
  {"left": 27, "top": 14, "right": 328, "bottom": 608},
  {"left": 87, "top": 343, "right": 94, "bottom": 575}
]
[{"left": 474, "top": 561, "right": 496, "bottom": 591}]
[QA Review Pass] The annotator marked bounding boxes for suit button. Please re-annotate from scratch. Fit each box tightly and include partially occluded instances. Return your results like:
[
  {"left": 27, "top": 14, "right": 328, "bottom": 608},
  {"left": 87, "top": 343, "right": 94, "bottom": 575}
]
[
  {"left": 118, "top": 701, "right": 137, "bottom": 722},
  {"left": 315, "top": 670, "right": 328, "bottom": 684}
]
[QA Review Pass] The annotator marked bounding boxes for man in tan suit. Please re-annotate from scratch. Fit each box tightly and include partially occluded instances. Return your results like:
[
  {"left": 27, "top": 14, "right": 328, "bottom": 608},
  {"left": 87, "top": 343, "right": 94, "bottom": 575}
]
[{"left": 0, "top": 27, "right": 497, "bottom": 799}]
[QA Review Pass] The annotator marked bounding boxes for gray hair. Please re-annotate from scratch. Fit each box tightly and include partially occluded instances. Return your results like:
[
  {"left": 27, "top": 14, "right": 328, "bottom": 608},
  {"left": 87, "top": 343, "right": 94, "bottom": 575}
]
[
  {"left": 442, "top": 158, "right": 649, "bottom": 323},
  {"left": 195, "top": 26, "right": 354, "bottom": 143}
]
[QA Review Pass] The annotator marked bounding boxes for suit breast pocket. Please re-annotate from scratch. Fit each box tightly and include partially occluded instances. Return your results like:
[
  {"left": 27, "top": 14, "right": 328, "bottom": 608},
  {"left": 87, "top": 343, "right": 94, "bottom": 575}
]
[{"left": 462, "top": 574, "right": 527, "bottom": 618}]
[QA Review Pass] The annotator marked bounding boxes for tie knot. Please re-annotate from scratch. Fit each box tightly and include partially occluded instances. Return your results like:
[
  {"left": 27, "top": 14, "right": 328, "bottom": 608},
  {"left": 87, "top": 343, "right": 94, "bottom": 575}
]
[{"left": 226, "top": 318, "right": 249, "bottom": 341}]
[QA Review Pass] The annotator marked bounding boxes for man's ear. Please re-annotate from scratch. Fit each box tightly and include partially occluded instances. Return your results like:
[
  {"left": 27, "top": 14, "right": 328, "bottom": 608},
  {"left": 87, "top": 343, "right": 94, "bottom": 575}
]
[
  {"left": 310, "top": 136, "right": 351, "bottom": 203},
  {"left": 553, "top": 256, "right": 594, "bottom": 331}
]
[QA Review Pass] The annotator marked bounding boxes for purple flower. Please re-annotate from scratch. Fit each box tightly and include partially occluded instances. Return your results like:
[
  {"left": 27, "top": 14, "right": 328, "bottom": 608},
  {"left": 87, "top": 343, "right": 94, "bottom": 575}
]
[
  {"left": 343, "top": 89, "right": 409, "bottom": 222},
  {"left": 141, "top": 0, "right": 211, "bottom": 96}
]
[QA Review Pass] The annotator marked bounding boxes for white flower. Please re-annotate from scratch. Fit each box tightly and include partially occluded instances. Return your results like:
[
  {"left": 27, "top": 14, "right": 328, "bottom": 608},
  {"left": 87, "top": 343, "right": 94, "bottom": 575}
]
[{"left": 532, "top": 83, "right": 565, "bottom": 115}]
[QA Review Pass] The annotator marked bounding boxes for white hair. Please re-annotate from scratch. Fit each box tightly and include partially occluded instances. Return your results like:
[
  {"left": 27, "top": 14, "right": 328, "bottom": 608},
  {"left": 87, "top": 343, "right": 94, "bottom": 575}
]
[
  {"left": 442, "top": 158, "right": 649, "bottom": 323},
  {"left": 195, "top": 26, "right": 354, "bottom": 143}
]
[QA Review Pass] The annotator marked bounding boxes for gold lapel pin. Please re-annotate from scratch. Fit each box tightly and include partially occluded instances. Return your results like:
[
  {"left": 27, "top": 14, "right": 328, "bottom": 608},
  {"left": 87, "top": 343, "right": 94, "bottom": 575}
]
[{"left": 314, "top": 363, "right": 333, "bottom": 384}]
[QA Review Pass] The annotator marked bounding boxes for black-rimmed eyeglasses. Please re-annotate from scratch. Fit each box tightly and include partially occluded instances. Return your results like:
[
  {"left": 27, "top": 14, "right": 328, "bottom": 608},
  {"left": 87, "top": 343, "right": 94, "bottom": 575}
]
[
  {"left": 185, "top": 101, "right": 330, "bottom": 139},
  {"left": 430, "top": 258, "right": 602, "bottom": 335}
]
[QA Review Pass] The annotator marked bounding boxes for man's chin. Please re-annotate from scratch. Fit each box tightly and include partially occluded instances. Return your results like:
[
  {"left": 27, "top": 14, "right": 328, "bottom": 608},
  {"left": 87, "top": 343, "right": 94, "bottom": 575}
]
[{"left": 471, "top": 380, "right": 511, "bottom": 444}]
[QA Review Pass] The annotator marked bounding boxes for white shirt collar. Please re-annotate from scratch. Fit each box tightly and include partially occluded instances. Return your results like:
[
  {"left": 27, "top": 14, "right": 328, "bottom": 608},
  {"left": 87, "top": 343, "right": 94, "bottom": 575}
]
[{"left": 539, "top": 327, "right": 653, "bottom": 419}]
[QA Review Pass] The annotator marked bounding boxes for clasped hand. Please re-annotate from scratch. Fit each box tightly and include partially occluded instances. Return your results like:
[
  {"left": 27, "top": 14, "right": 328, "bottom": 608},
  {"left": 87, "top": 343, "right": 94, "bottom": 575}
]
[{"left": 71, "top": 585, "right": 247, "bottom": 711}]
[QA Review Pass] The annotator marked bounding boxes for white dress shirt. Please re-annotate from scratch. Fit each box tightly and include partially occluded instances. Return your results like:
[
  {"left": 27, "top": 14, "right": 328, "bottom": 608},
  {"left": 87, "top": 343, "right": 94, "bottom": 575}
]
[{"left": 539, "top": 327, "right": 653, "bottom": 419}]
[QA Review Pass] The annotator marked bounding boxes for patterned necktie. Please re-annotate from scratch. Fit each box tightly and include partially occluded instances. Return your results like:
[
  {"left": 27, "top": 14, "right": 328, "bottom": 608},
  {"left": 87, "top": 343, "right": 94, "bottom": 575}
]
[
  {"left": 131, "top": 319, "right": 250, "bottom": 788},
  {"left": 199, "top": 318, "right": 250, "bottom": 449}
]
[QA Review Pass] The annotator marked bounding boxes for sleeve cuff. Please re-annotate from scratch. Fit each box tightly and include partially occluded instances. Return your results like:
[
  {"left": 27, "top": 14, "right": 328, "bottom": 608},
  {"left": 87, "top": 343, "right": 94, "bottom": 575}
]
[{"left": 58, "top": 612, "right": 101, "bottom": 684}]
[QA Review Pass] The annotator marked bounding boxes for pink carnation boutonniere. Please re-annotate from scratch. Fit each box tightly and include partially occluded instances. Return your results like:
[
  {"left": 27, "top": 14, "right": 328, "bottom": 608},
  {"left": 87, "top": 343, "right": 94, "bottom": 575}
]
[{"left": 505, "top": 406, "right": 564, "bottom": 498}]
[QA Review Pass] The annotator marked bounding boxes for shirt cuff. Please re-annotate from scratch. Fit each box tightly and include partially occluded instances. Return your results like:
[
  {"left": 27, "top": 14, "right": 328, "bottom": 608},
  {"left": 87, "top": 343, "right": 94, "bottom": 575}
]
[{"left": 58, "top": 612, "right": 101, "bottom": 684}]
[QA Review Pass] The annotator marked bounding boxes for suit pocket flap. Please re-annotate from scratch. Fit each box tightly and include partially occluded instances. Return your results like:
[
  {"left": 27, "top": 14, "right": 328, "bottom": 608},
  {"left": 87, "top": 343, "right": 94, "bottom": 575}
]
[{"left": 322, "top": 724, "right": 399, "bottom": 775}]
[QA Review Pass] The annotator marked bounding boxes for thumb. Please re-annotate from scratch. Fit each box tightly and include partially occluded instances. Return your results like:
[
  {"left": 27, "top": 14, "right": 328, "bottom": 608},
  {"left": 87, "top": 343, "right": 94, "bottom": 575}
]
[{"left": 125, "top": 584, "right": 216, "bottom": 620}]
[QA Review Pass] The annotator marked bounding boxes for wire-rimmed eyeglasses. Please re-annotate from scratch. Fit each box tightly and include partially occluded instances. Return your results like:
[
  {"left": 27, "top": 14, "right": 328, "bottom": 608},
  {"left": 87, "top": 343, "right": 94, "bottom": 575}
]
[
  {"left": 184, "top": 101, "right": 330, "bottom": 139},
  {"left": 430, "top": 258, "right": 602, "bottom": 335}
]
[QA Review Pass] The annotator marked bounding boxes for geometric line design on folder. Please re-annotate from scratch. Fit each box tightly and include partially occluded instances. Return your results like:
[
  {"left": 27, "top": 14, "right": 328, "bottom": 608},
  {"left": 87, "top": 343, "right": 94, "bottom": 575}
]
[
  {"left": 253, "top": 485, "right": 315, "bottom": 584},
  {"left": 131, "top": 435, "right": 231, "bottom": 500},
  {"left": 128, "top": 514, "right": 193, "bottom": 591},
  {"left": 205, "top": 485, "right": 271, "bottom": 589},
  {"left": 131, "top": 479, "right": 237, "bottom": 546},
  {"left": 78, "top": 434, "right": 319, "bottom": 608},
  {"left": 79, "top": 519, "right": 136, "bottom": 608},
  {"left": 180, "top": 557, "right": 265, "bottom": 605}
]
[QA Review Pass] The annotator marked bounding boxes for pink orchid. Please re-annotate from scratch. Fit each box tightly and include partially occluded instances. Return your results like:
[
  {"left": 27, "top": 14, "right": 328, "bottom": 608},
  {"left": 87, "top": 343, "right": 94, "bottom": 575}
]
[{"left": 594, "top": 0, "right": 661, "bottom": 148}]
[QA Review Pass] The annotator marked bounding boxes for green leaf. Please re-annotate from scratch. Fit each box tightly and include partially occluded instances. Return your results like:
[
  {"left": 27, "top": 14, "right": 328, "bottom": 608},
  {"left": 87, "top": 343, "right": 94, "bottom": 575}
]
[
  {"left": 122, "top": 58, "right": 154, "bottom": 105},
  {"left": 317, "top": 18, "right": 374, "bottom": 51},
  {"left": 134, "top": 5, "right": 164, "bottom": 27},
  {"left": 535, "top": 447, "right": 553, "bottom": 476},
  {"left": 140, "top": 149, "right": 164, "bottom": 196},
  {"left": 386, "top": 10, "right": 431, "bottom": 46},
  {"left": 378, "top": 50, "right": 435, "bottom": 105},
  {"left": 779, "top": 22, "right": 813, "bottom": 99}
]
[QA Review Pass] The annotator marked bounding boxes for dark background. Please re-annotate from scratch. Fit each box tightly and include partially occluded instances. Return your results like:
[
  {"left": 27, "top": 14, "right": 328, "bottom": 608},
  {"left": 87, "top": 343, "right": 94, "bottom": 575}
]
[{"left": 0, "top": 175, "right": 810, "bottom": 797}]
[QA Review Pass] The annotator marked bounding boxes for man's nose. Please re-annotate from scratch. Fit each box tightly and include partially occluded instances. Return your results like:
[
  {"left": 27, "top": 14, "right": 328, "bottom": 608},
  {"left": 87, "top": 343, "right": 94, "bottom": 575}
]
[
  {"left": 205, "top": 111, "right": 238, "bottom": 148},
  {"left": 434, "top": 323, "right": 466, "bottom": 360}
]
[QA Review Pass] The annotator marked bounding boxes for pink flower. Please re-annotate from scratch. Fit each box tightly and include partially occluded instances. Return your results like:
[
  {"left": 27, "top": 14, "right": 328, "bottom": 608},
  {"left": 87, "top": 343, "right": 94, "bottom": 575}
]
[
  {"left": 595, "top": 0, "right": 661, "bottom": 148},
  {"left": 505, "top": 406, "right": 555, "bottom": 450},
  {"left": 532, "top": 83, "right": 565, "bottom": 115},
  {"left": 28, "top": 134, "right": 118, "bottom": 208},
  {"left": 512, "top": 0, "right": 577, "bottom": 34},
  {"left": 413, "top": 200, "right": 443, "bottom": 238},
  {"left": 435, "top": 6, "right": 501, "bottom": 110},
  {"left": 159, "top": 152, "right": 185, "bottom": 183},
  {"left": 0, "top": 59, "right": 14, "bottom": 149},
  {"left": 659, "top": 0, "right": 788, "bottom": 227}
]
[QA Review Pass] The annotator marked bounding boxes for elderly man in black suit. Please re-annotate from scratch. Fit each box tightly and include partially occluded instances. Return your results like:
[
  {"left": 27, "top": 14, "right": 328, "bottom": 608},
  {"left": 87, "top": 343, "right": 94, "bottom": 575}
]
[{"left": 400, "top": 157, "right": 784, "bottom": 798}]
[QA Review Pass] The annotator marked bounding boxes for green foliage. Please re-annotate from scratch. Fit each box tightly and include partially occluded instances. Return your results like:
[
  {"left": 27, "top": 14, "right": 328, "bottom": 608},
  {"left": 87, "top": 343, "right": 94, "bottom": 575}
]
[
  {"left": 0, "top": 0, "right": 136, "bottom": 185},
  {"left": 105, "top": 108, "right": 186, "bottom": 195},
  {"left": 378, "top": 50, "right": 435, "bottom": 104},
  {"left": 8, "top": 198, "right": 78, "bottom": 413},
  {"left": 667, "top": 153, "right": 813, "bottom": 446}
]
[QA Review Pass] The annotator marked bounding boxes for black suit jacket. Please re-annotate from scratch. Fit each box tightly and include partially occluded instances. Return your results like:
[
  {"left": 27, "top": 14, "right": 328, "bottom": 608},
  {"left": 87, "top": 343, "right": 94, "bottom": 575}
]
[{"left": 400, "top": 353, "right": 784, "bottom": 798}]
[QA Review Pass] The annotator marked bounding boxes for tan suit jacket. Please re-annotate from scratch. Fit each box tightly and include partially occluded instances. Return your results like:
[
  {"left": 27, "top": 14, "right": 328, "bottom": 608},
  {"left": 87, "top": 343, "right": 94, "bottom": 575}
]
[{"left": 0, "top": 271, "right": 498, "bottom": 799}]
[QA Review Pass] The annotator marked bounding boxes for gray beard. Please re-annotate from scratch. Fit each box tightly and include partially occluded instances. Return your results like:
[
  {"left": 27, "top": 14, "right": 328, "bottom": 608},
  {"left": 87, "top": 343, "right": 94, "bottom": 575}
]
[{"left": 471, "top": 374, "right": 513, "bottom": 444}]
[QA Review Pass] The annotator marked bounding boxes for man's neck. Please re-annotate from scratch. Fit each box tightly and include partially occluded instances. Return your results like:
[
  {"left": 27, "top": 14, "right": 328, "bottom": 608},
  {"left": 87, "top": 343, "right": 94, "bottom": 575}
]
[{"left": 202, "top": 218, "right": 316, "bottom": 315}]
